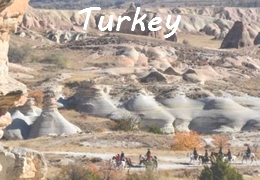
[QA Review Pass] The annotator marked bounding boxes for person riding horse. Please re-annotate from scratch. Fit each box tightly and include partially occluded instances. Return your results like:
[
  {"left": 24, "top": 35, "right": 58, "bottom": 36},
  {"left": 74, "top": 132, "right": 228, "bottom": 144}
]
[
  {"left": 146, "top": 148, "right": 152, "bottom": 161},
  {"left": 226, "top": 149, "right": 232, "bottom": 161},
  {"left": 116, "top": 154, "right": 121, "bottom": 166},
  {"left": 193, "top": 147, "right": 198, "bottom": 160},
  {"left": 218, "top": 147, "right": 223, "bottom": 157},
  {"left": 121, "top": 151, "right": 125, "bottom": 161},
  {"left": 205, "top": 149, "right": 209, "bottom": 161},
  {"left": 246, "top": 146, "right": 251, "bottom": 158}
]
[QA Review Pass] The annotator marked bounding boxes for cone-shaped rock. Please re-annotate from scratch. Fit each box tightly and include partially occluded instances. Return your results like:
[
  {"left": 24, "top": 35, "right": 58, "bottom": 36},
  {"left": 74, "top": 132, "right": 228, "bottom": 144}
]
[
  {"left": 74, "top": 83, "right": 117, "bottom": 117},
  {"left": 29, "top": 91, "right": 81, "bottom": 138},
  {"left": 220, "top": 21, "right": 253, "bottom": 49},
  {"left": 4, "top": 110, "right": 31, "bottom": 140},
  {"left": 123, "top": 90, "right": 175, "bottom": 133}
]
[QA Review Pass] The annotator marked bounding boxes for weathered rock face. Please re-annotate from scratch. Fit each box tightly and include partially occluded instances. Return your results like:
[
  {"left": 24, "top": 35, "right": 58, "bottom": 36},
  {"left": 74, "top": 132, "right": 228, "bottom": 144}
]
[
  {"left": 0, "top": 144, "right": 47, "bottom": 180},
  {"left": 220, "top": 21, "right": 253, "bottom": 49},
  {"left": 0, "top": 0, "right": 29, "bottom": 129}
]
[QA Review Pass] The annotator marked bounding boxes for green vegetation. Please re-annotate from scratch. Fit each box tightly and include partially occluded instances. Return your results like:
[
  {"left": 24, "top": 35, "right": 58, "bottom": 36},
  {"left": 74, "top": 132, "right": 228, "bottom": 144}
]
[
  {"left": 8, "top": 43, "right": 31, "bottom": 63},
  {"left": 148, "top": 125, "right": 163, "bottom": 134},
  {"left": 114, "top": 114, "right": 140, "bottom": 132},
  {"left": 199, "top": 155, "right": 243, "bottom": 180},
  {"left": 40, "top": 53, "right": 69, "bottom": 68}
]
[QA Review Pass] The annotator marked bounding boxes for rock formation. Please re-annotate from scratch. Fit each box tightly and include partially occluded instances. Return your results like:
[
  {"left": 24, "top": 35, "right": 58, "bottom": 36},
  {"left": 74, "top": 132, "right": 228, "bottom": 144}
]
[
  {"left": 74, "top": 83, "right": 117, "bottom": 117},
  {"left": 29, "top": 90, "right": 81, "bottom": 138},
  {"left": 4, "top": 110, "right": 31, "bottom": 140},
  {"left": 220, "top": 21, "right": 253, "bottom": 49},
  {"left": 0, "top": 144, "right": 47, "bottom": 180},
  {"left": 254, "top": 32, "right": 260, "bottom": 45},
  {"left": 0, "top": 0, "right": 29, "bottom": 137},
  {"left": 140, "top": 69, "right": 168, "bottom": 83}
]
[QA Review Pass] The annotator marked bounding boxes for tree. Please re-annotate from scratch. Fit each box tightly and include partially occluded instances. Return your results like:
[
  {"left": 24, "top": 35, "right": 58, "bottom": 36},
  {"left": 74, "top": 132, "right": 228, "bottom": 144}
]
[
  {"left": 172, "top": 131, "right": 203, "bottom": 151},
  {"left": 199, "top": 155, "right": 244, "bottom": 180}
]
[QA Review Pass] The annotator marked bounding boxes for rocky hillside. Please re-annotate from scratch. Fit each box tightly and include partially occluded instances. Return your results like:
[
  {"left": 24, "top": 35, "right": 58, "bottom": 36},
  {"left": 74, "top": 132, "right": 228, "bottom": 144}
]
[{"left": 17, "top": 5, "right": 260, "bottom": 46}]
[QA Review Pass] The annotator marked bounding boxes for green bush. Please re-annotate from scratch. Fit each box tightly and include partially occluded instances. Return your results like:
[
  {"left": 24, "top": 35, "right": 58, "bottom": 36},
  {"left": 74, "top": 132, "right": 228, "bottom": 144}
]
[
  {"left": 114, "top": 114, "right": 140, "bottom": 132},
  {"left": 198, "top": 155, "right": 243, "bottom": 180},
  {"left": 8, "top": 43, "right": 31, "bottom": 63},
  {"left": 148, "top": 125, "right": 163, "bottom": 134},
  {"left": 40, "top": 53, "right": 68, "bottom": 68}
]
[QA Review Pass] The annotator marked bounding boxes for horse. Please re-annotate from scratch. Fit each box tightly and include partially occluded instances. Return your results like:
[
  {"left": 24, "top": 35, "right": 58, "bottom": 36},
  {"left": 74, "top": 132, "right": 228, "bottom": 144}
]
[
  {"left": 237, "top": 152, "right": 257, "bottom": 164},
  {"left": 223, "top": 155, "right": 237, "bottom": 163},
  {"left": 210, "top": 152, "right": 219, "bottom": 161},
  {"left": 125, "top": 157, "right": 133, "bottom": 167},
  {"left": 139, "top": 154, "right": 158, "bottom": 170},
  {"left": 187, "top": 152, "right": 201, "bottom": 164},
  {"left": 198, "top": 155, "right": 210, "bottom": 165},
  {"left": 110, "top": 156, "right": 127, "bottom": 170}
]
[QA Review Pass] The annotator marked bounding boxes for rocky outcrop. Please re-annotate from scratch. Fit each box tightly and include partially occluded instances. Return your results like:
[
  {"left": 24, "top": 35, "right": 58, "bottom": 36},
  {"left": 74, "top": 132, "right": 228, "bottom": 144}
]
[
  {"left": 220, "top": 21, "right": 253, "bottom": 49},
  {"left": 140, "top": 69, "right": 167, "bottom": 83},
  {"left": 0, "top": 144, "right": 47, "bottom": 180},
  {"left": 29, "top": 90, "right": 81, "bottom": 138},
  {"left": 254, "top": 32, "right": 260, "bottom": 45},
  {"left": 74, "top": 83, "right": 117, "bottom": 117},
  {"left": 0, "top": 0, "right": 30, "bottom": 133}
]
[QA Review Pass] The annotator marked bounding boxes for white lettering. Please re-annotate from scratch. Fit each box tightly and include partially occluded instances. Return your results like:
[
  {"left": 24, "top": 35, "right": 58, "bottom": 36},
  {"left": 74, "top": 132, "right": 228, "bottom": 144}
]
[
  {"left": 116, "top": 16, "right": 131, "bottom": 31},
  {"left": 131, "top": 7, "right": 147, "bottom": 31},
  {"left": 78, "top": 7, "right": 101, "bottom": 31},
  {"left": 98, "top": 15, "right": 114, "bottom": 31},
  {"left": 164, "top": 15, "right": 181, "bottom": 38},
  {"left": 79, "top": 7, "right": 181, "bottom": 37},
  {"left": 148, "top": 17, "right": 162, "bottom": 32}
]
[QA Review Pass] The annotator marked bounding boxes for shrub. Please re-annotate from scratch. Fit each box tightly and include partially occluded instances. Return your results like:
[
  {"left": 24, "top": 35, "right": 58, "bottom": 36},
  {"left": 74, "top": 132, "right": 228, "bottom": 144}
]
[
  {"left": 212, "top": 134, "right": 229, "bottom": 148},
  {"left": 172, "top": 131, "right": 203, "bottom": 151},
  {"left": 198, "top": 155, "right": 243, "bottom": 180},
  {"left": 8, "top": 43, "right": 31, "bottom": 63},
  {"left": 114, "top": 114, "right": 140, "bottom": 132},
  {"left": 148, "top": 125, "right": 164, "bottom": 134},
  {"left": 53, "top": 163, "right": 101, "bottom": 180},
  {"left": 126, "top": 169, "right": 159, "bottom": 180},
  {"left": 182, "top": 39, "right": 190, "bottom": 45},
  {"left": 28, "top": 89, "right": 44, "bottom": 107},
  {"left": 40, "top": 52, "right": 68, "bottom": 68}
]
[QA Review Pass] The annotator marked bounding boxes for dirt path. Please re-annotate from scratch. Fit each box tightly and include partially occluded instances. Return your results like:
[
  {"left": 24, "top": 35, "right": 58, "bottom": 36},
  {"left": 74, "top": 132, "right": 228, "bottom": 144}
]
[{"left": 43, "top": 151, "right": 259, "bottom": 170}]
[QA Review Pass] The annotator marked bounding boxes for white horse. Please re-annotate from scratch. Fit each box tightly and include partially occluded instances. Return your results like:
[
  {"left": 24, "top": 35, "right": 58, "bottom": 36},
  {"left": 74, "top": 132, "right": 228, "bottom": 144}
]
[
  {"left": 110, "top": 156, "right": 127, "bottom": 170},
  {"left": 187, "top": 152, "right": 201, "bottom": 164},
  {"left": 223, "top": 155, "right": 237, "bottom": 163},
  {"left": 237, "top": 152, "right": 257, "bottom": 164}
]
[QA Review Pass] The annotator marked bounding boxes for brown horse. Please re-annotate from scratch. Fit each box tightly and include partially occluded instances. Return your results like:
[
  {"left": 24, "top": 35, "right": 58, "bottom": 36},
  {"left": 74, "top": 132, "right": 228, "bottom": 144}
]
[
  {"left": 125, "top": 157, "right": 133, "bottom": 167},
  {"left": 210, "top": 152, "right": 219, "bottom": 161},
  {"left": 198, "top": 155, "right": 209, "bottom": 165},
  {"left": 139, "top": 155, "right": 158, "bottom": 170}
]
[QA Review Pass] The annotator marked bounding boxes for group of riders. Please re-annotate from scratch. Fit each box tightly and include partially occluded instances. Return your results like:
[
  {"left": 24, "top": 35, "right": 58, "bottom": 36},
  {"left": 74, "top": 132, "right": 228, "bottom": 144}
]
[
  {"left": 192, "top": 146, "right": 251, "bottom": 162},
  {"left": 114, "top": 148, "right": 153, "bottom": 166}
]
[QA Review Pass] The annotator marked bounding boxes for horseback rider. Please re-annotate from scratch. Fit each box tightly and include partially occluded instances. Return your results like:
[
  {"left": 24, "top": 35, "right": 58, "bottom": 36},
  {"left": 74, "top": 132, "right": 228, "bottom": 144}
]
[
  {"left": 121, "top": 151, "right": 125, "bottom": 161},
  {"left": 116, "top": 154, "right": 121, "bottom": 166},
  {"left": 226, "top": 149, "right": 232, "bottom": 161},
  {"left": 246, "top": 146, "right": 251, "bottom": 158},
  {"left": 218, "top": 146, "right": 223, "bottom": 157},
  {"left": 193, "top": 147, "right": 198, "bottom": 160},
  {"left": 205, "top": 149, "right": 209, "bottom": 161},
  {"left": 146, "top": 148, "right": 152, "bottom": 161}
]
